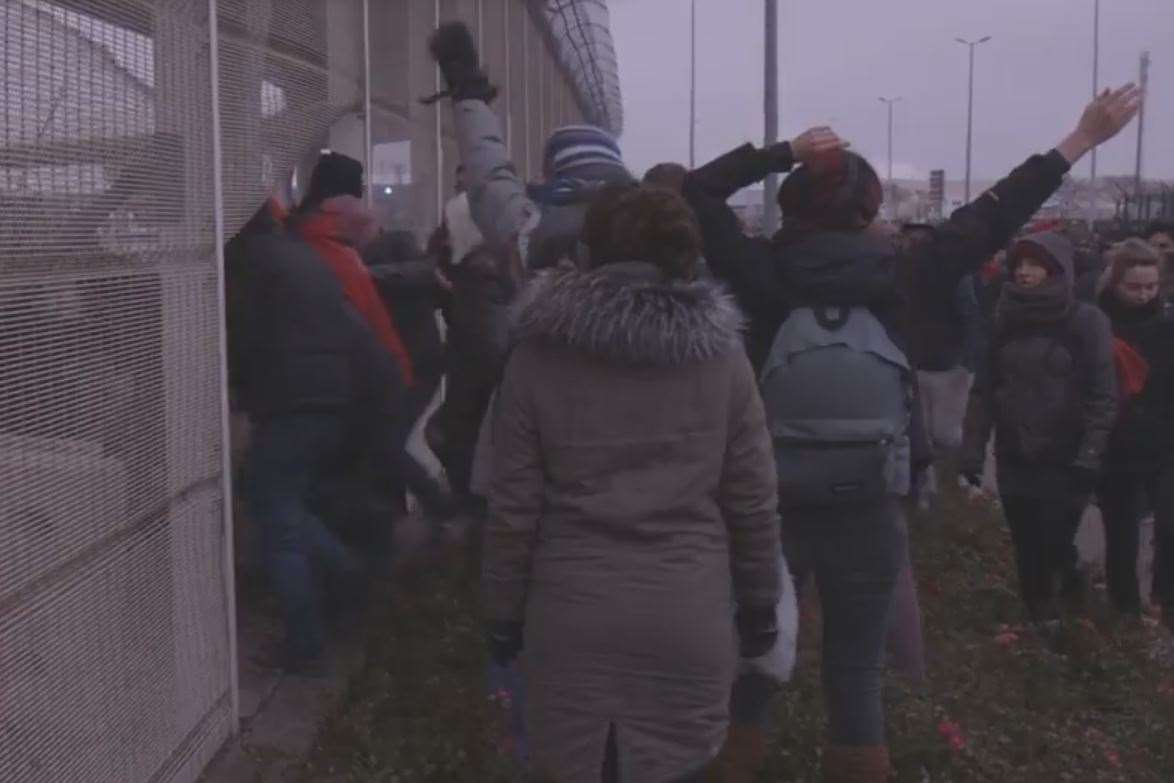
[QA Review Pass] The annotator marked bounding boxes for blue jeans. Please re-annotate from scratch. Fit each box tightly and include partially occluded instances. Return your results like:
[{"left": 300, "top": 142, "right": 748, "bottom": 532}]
[
  {"left": 246, "top": 413, "right": 359, "bottom": 661},
  {"left": 783, "top": 499, "right": 906, "bottom": 745}
]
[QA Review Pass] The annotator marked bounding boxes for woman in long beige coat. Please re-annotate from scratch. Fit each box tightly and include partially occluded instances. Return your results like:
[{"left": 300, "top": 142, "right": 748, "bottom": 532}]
[{"left": 484, "top": 186, "right": 782, "bottom": 783}]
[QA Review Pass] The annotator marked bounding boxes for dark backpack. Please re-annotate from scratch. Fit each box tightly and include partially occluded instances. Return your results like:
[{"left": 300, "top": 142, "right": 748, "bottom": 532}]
[{"left": 761, "top": 305, "right": 913, "bottom": 508}]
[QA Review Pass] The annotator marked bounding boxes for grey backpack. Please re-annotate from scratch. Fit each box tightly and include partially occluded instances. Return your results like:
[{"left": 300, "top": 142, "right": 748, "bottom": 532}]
[{"left": 760, "top": 306, "right": 912, "bottom": 508}]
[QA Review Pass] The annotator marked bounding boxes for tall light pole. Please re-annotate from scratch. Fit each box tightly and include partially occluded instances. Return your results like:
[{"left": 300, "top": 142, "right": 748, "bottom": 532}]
[
  {"left": 1135, "top": 51, "right": 1151, "bottom": 203},
  {"left": 689, "top": 0, "right": 696, "bottom": 168},
  {"left": 1090, "top": 0, "right": 1101, "bottom": 186},
  {"left": 879, "top": 97, "right": 902, "bottom": 220},
  {"left": 955, "top": 35, "right": 991, "bottom": 204},
  {"left": 763, "top": 0, "right": 780, "bottom": 234}
]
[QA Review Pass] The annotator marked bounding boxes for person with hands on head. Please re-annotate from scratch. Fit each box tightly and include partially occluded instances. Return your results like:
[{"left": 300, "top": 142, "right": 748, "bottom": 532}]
[
  {"left": 683, "top": 84, "right": 1142, "bottom": 375},
  {"left": 682, "top": 125, "right": 848, "bottom": 369},
  {"left": 682, "top": 83, "right": 1140, "bottom": 783}
]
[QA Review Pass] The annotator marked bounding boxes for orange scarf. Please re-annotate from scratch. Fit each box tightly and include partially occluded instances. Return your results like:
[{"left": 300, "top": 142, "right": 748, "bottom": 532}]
[{"left": 295, "top": 197, "right": 415, "bottom": 386}]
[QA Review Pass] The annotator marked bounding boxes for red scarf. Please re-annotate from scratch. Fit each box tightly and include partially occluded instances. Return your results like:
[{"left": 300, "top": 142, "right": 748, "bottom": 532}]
[
  {"left": 295, "top": 197, "right": 415, "bottom": 386},
  {"left": 1112, "top": 337, "right": 1149, "bottom": 401}
]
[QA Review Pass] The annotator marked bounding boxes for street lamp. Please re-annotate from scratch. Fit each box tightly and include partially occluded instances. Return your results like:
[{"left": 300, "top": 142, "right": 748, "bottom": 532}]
[
  {"left": 955, "top": 35, "right": 992, "bottom": 203},
  {"left": 763, "top": 0, "right": 780, "bottom": 234},
  {"left": 879, "top": 96, "right": 902, "bottom": 220},
  {"left": 690, "top": 0, "right": 696, "bottom": 168},
  {"left": 1090, "top": 0, "right": 1100, "bottom": 185}
]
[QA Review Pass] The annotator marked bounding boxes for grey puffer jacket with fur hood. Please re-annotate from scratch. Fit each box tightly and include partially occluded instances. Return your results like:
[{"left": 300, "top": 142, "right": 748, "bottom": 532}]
[{"left": 485, "top": 261, "right": 781, "bottom": 783}]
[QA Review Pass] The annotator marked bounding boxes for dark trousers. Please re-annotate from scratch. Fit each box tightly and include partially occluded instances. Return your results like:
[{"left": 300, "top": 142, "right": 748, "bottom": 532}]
[
  {"left": 390, "top": 371, "right": 451, "bottom": 519},
  {"left": 246, "top": 413, "right": 360, "bottom": 661},
  {"left": 958, "top": 385, "right": 990, "bottom": 478},
  {"left": 781, "top": 499, "right": 906, "bottom": 745},
  {"left": 431, "top": 354, "right": 496, "bottom": 504},
  {"left": 1098, "top": 470, "right": 1154, "bottom": 614},
  {"left": 1000, "top": 493, "right": 1086, "bottom": 619},
  {"left": 1151, "top": 461, "right": 1174, "bottom": 623}
]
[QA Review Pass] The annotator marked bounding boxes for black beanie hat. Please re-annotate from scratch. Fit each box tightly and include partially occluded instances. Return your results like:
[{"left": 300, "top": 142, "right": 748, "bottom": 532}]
[
  {"left": 777, "top": 150, "right": 883, "bottom": 231},
  {"left": 304, "top": 152, "right": 364, "bottom": 206}
]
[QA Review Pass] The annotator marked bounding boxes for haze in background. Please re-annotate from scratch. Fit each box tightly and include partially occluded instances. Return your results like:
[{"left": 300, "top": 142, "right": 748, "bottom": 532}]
[{"left": 610, "top": 0, "right": 1172, "bottom": 183}]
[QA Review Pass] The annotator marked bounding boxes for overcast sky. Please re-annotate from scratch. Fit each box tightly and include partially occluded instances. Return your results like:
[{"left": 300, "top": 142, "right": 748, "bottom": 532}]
[{"left": 609, "top": 0, "right": 1172, "bottom": 184}]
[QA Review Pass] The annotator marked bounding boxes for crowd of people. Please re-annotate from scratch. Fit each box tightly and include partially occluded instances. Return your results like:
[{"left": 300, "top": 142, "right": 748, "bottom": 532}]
[{"left": 224, "top": 19, "right": 1169, "bottom": 783}]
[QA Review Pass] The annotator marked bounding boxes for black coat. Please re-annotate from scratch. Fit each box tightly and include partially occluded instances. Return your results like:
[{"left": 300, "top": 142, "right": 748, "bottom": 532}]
[
  {"left": 226, "top": 213, "right": 400, "bottom": 423},
  {"left": 990, "top": 305, "right": 1116, "bottom": 472},
  {"left": 682, "top": 146, "right": 1072, "bottom": 372},
  {"left": 1100, "top": 293, "right": 1174, "bottom": 471},
  {"left": 364, "top": 230, "right": 447, "bottom": 387},
  {"left": 986, "top": 234, "right": 1118, "bottom": 497}
]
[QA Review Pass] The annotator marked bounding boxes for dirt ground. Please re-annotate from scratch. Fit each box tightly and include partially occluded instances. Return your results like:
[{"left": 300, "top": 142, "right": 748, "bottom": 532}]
[{"left": 296, "top": 476, "right": 1174, "bottom": 782}]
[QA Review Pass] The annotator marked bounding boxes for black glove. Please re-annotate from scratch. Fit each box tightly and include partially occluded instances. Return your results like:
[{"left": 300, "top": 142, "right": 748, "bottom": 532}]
[
  {"left": 427, "top": 22, "right": 497, "bottom": 103},
  {"left": 735, "top": 605, "right": 778, "bottom": 659},
  {"left": 487, "top": 620, "right": 524, "bottom": 666},
  {"left": 1071, "top": 464, "right": 1101, "bottom": 496}
]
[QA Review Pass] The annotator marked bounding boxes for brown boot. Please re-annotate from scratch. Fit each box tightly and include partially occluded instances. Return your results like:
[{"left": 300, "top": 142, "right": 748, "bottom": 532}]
[
  {"left": 822, "top": 744, "right": 890, "bottom": 783},
  {"left": 711, "top": 724, "right": 767, "bottom": 783}
]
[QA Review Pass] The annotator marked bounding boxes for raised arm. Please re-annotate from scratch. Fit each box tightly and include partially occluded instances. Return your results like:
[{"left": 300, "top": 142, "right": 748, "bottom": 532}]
[
  {"left": 430, "top": 23, "right": 537, "bottom": 254},
  {"left": 931, "top": 84, "right": 1143, "bottom": 283},
  {"left": 682, "top": 128, "right": 846, "bottom": 368}
]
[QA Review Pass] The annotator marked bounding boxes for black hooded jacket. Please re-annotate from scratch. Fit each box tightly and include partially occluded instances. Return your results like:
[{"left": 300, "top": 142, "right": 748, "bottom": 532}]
[
  {"left": 682, "top": 145, "right": 1073, "bottom": 372},
  {"left": 985, "top": 232, "right": 1117, "bottom": 488},
  {"left": 364, "top": 230, "right": 446, "bottom": 385}
]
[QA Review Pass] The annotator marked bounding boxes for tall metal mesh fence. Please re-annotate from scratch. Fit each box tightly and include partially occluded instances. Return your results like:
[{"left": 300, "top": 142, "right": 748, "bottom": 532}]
[
  {"left": 0, "top": 1, "right": 232, "bottom": 781},
  {"left": 538, "top": 0, "right": 622, "bottom": 136},
  {"left": 1, "top": 1, "right": 618, "bottom": 781}
]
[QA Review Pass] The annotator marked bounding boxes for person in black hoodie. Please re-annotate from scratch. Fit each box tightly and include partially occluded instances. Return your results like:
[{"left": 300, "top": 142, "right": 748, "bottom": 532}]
[
  {"left": 985, "top": 233, "right": 1118, "bottom": 624},
  {"left": 682, "top": 85, "right": 1140, "bottom": 782},
  {"left": 1096, "top": 239, "right": 1174, "bottom": 618}
]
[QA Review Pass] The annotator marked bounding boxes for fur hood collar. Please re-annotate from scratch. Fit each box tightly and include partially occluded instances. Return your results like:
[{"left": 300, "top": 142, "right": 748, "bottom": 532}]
[{"left": 513, "top": 262, "right": 744, "bottom": 367}]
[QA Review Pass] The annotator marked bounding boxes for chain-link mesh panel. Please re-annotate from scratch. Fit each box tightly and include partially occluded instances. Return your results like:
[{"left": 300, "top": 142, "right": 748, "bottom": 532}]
[
  {"left": 216, "top": 0, "right": 365, "bottom": 235},
  {"left": 525, "top": 12, "right": 543, "bottom": 180},
  {"left": 1, "top": 2, "right": 622, "bottom": 780},
  {"left": 536, "top": 0, "right": 621, "bottom": 135},
  {"left": 0, "top": 1, "right": 232, "bottom": 782},
  {"left": 507, "top": 2, "right": 530, "bottom": 179},
  {"left": 479, "top": 0, "right": 509, "bottom": 153}
]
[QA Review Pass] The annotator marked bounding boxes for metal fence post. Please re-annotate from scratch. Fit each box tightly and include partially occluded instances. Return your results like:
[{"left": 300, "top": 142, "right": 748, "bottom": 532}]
[
  {"left": 206, "top": 0, "right": 240, "bottom": 733},
  {"left": 363, "top": 0, "right": 372, "bottom": 207}
]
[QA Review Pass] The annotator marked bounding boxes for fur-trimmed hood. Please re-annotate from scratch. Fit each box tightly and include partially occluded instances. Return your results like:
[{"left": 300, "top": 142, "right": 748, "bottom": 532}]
[{"left": 512, "top": 262, "right": 745, "bottom": 367}]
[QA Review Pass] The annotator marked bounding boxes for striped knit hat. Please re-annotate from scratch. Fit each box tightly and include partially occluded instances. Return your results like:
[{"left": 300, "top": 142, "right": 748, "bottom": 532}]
[{"left": 542, "top": 125, "right": 626, "bottom": 180}]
